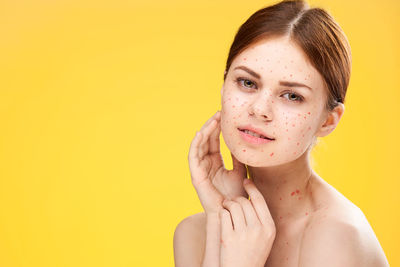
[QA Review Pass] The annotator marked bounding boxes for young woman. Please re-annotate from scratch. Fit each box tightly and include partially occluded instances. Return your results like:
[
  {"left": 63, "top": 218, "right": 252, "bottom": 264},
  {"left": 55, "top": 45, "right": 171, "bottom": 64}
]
[{"left": 174, "top": 0, "right": 389, "bottom": 266}]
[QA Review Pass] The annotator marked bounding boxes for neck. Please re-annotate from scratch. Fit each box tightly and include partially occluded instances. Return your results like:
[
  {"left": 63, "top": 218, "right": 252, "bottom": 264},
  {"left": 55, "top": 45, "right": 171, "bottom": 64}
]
[{"left": 247, "top": 150, "right": 316, "bottom": 225}]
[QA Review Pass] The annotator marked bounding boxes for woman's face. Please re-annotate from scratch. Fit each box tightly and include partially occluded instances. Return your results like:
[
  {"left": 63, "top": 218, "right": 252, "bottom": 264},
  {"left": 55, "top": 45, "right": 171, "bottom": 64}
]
[{"left": 221, "top": 36, "right": 329, "bottom": 167}]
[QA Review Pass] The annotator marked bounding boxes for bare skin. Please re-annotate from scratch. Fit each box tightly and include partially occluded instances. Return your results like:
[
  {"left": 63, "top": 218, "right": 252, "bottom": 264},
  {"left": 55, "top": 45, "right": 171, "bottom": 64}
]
[{"left": 174, "top": 36, "right": 389, "bottom": 267}]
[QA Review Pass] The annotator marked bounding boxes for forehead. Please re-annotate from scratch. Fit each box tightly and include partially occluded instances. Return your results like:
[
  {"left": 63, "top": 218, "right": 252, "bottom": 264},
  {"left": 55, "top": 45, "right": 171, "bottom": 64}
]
[{"left": 231, "top": 36, "right": 326, "bottom": 93}]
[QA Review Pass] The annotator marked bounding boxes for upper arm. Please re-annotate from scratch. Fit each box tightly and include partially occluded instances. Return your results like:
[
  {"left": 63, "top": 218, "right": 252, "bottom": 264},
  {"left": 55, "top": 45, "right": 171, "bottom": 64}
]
[
  {"left": 173, "top": 212, "right": 206, "bottom": 267},
  {"left": 298, "top": 218, "right": 367, "bottom": 267}
]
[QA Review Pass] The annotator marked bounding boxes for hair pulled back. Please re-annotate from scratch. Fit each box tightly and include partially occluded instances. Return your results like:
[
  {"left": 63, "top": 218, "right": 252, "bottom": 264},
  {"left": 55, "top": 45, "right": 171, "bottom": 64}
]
[{"left": 224, "top": 0, "right": 351, "bottom": 111}]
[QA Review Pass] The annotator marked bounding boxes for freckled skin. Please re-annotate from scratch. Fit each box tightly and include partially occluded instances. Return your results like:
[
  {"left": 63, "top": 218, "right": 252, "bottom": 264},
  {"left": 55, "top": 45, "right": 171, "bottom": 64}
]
[{"left": 220, "top": 36, "right": 327, "bottom": 167}]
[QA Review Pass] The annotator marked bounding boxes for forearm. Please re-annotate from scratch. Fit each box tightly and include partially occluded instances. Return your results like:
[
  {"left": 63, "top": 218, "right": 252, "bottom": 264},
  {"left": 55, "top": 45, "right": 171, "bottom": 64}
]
[{"left": 201, "top": 212, "right": 221, "bottom": 267}]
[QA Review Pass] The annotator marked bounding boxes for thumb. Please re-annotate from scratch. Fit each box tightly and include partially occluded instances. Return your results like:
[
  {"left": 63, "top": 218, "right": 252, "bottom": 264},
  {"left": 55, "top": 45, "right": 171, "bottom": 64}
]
[{"left": 231, "top": 152, "right": 247, "bottom": 177}]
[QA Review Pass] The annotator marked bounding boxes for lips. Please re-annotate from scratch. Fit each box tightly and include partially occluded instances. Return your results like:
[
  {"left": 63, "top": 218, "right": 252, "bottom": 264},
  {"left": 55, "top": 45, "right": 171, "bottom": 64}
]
[{"left": 237, "top": 125, "right": 275, "bottom": 140}]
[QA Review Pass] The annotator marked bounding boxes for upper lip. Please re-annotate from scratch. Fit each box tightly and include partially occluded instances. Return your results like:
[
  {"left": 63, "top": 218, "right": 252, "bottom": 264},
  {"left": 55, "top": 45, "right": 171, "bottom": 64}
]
[{"left": 238, "top": 125, "right": 275, "bottom": 140}]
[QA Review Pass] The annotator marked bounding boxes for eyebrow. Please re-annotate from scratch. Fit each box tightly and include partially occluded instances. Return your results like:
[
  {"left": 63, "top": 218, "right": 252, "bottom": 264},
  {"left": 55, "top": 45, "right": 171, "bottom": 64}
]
[{"left": 233, "top": 65, "right": 313, "bottom": 91}]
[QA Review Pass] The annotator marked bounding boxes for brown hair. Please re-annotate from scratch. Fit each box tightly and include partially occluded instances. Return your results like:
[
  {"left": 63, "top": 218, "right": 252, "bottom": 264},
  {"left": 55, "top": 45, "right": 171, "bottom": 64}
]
[{"left": 223, "top": 0, "right": 351, "bottom": 111}]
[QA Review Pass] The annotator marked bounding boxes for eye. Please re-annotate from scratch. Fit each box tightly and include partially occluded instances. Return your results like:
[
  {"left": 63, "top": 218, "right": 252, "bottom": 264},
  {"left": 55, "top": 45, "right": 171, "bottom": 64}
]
[
  {"left": 236, "top": 77, "right": 257, "bottom": 89},
  {"left": 282, "top": 91, "right": 304, "bottom": 103}
]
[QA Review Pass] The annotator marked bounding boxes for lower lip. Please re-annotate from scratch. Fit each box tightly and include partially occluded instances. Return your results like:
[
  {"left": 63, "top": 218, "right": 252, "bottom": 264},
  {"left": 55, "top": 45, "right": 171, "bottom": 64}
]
[{"left": 238, "top": 129, "right": 274, "bottom": 144}]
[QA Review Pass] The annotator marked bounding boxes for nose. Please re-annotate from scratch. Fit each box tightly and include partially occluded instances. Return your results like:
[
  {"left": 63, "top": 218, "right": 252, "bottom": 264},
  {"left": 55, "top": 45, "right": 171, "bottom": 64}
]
[{"left": 248, "top": 90, "right": 273, "bottom": 121}]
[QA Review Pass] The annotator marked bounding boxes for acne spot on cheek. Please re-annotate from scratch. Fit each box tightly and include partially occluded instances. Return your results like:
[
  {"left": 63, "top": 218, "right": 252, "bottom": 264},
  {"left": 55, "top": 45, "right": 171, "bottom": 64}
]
[
  {"left": 292, "top": 124, "right": 296, "bottom": 127},
  {"left": 308, "top": 126, "right": 311, "bottom": 130},
  {"left": 297, "top": 142, "right": 300, "bottom": 146},
  {"left": 279, "top": 216, "right": 283, "bottom": 219},
  {"left": 243, "top": 57, "right": 247, "bottom": 61},
  {"left": 308, "top": 112, "right": 311, "bottom": 115},
  {"left": 243, "top": 149, "right": 246, "bottom": 152},
  {"left": 232, "top": 105, "right": 235, "bottom": 108},
  {"left": 290, "top": 74, "right": 292, "bottom": 77},
  {"left": 270, "top": 152, "right": 274, "bottom": 157},
  {"left": 305, "top": 212, "right": 308, "bottom": 216},
  {"left": 286, "top": 129, "right": 289, "bottom": 132}
]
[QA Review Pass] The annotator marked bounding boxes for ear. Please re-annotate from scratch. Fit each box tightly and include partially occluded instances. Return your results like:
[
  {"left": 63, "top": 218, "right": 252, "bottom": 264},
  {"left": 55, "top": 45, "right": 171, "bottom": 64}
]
[{"left": 315, "top": 103, "right": 345, "bottom": 138}]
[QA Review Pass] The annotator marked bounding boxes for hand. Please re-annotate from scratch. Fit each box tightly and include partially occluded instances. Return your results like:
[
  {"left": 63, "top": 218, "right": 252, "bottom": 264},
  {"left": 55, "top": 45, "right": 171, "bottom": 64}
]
[
  {"left": 219, "top": 179, "right": 276, "bottom": 267},
  {"left": 188, "top": 110, "right": 248, "bottom": 214}
]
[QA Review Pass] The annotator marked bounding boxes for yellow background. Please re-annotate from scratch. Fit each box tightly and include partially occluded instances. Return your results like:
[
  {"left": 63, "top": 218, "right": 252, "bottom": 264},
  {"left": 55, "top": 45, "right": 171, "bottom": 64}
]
[{"left": 0, "top": 0, "right": 398, "bottom": 266}]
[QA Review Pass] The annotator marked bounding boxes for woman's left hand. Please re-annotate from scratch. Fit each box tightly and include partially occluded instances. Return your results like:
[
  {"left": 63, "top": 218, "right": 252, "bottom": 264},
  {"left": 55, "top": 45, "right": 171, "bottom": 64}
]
[{"left": 219, "top": 178, "right": 276, "bottom": 267}]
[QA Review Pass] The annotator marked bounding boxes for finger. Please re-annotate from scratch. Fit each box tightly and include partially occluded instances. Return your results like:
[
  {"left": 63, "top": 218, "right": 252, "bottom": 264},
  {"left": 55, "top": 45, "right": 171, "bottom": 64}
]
[
  {"left": 220, "top": 208, "right": 233, "bottom": 238},
  {"left": 231, "top": 152, "right": 247, "bottom": 177},
  {"left": 233, "top": 196, "right": 259, "bottom": 227},
  {"left": 198, "top": 119, "right": 218, "bottom": 159},
  {"left": 243, "top": 179, "right": 274, "bottom": 227},
  {"left": 209, "top": 115, "right": 221, "bottom": 154},
  {"left": 188, "top": 131, "right": 203, "bottom": 165},
  {"left": 222, "top": 199, "right": 246, "bottom": 232},
  {"left": 199, "top": 110, "right": 221, "bottom": 133}
]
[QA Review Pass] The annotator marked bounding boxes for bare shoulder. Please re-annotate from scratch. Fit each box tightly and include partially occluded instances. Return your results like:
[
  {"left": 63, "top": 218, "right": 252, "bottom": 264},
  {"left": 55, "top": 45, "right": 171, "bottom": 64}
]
[
  {"left": 299, "top": 178, "right": 389, "bottom": 267},
  {"left": 173, "top": 212, "right": 207, "bottom": 267}
]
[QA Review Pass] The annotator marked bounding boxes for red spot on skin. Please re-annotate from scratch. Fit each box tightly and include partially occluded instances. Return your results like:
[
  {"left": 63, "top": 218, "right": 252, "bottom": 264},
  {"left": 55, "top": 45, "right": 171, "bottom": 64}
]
[
  {"left": 308, "top": 126, "right": 311, "bottom": 130},
  {"left": 272, "top": 100, "right": 274, "bottom": 103},
  {"left": 298, "top": 197, "right": 302, "bottom": 200},
  {"left": 280, "top": 216, "right": 283, "bottom": 219},
  {"left": 293, "top": 151, "right": 297, "bottom": 155},
  {"left": 270, "top": 152, "right": 274, "bottom": 157},
  {"left": 261, "top": 149, "right": 264, "bottom": 152},
  {"left": 297, "top": 142, "right": 300, "bottom": 146},
  {"left": 270, "top": 70, "right": 272, "bottom": 73},
  {"left": 279, "top": 197, "right": 282, "bottom": 200},
  {"left": 296, "top": 189, "right": 300, "bottom": 194},
  {"left": 232, "top": 105, "right": 235, "bottom": 108},
  {"left": 286, "top": 129, "right": 288, "bottom": 132},
  {"left": 286, "top": 257, "right": 289, "bottom": 261},
  {"left": 292, "top": 124, "right": 295, "bottom": 127},
  {"left": 243, "top": 57, "right": 247, "bottom": 60},
  {"left": 291, "top": 191, "right": 295, "bottom": 196},
  {"left": 243, "top": 149, "right": 246, "bottom": 152},
  {"left": 284, "top": 66, "right": 287, "bottom": 69},
  {"left": 303, "top": 116, "right": 306, "bottom": 119},
  {"left": 310, "top": 191, "right": 312, "bottom": 196},
  {"left": 228, "top": 98, "right": 231, "bottom": 101},
  {"left": 285, "top": 122, "right": 288, "bottom": 125},
  {"left": 302, "top": 134, "right": 305, "bottom": 137},
  {"left": 288, "top": 137, "right": 291, "bottom": 140},
  {"left": 286, "top": 241, "right": 289, "bottom": 245},
  {"left": 255, "top": 59, "right": 258, "bottom": 61},
  {"left": 305, "top": 212, "right": 308, "bottom": 215},
  {"left": 307, "top": 112, "right": 311, "bottom": 115},
  {"left": 297, "top": 113, "right": 301, "bottom": 116},
  {"left": 290, "top": 74, "right": 292, "bottom": 77}
]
